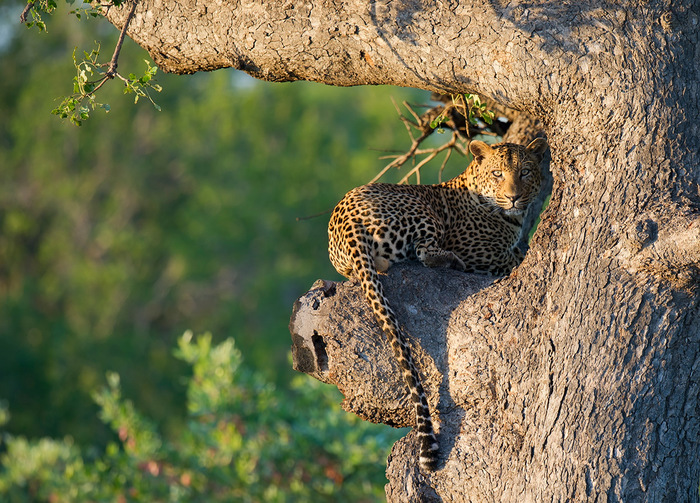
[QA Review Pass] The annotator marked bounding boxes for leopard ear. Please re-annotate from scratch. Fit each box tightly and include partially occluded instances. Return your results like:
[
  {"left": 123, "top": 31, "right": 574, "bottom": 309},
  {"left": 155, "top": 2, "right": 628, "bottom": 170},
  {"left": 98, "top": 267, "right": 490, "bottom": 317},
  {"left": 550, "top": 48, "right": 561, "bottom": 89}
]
[
  {"left": 469, "top": 140, "right": 492, "bottom": 164},
  {"left": 526, "top": 137, "right": 548, "bottom": 160}
]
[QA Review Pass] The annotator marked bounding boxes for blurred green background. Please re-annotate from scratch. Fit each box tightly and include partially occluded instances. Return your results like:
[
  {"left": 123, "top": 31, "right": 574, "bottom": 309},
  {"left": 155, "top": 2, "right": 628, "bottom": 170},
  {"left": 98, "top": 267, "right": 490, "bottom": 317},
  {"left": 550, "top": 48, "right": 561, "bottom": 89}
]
[{"left": 0, "top": 1, "right": 472, "bottom": 500}]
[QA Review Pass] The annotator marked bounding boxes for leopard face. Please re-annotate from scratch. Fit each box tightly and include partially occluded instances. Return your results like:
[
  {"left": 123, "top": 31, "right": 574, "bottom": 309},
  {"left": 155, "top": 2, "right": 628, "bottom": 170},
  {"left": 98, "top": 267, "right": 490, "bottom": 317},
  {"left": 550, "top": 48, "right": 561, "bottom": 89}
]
[{"left": 468, "top": 139, "right": 546, "bottom": 216}]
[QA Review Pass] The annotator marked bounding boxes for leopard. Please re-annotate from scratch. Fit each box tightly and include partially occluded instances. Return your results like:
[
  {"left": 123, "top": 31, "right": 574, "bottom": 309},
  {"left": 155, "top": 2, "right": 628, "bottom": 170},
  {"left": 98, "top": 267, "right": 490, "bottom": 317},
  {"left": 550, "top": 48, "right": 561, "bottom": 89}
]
[{"left": 327, "top": 138, "right": 548, "bottom": 472}]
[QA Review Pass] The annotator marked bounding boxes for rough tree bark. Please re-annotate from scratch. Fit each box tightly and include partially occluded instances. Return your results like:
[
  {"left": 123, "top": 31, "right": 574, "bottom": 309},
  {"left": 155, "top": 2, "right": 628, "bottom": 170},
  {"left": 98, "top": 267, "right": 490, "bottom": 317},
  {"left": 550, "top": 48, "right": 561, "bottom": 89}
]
[{"left": 102, "top": 1, "right": 700, "bottom": 500}]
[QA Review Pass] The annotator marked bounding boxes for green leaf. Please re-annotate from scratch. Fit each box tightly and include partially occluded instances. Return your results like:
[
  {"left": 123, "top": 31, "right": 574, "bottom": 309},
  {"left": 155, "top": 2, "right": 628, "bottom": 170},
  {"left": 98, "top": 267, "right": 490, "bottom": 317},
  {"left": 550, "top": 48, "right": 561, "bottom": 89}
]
[{"left": 429, "top": 118, "right": 441, "bottom": 129}]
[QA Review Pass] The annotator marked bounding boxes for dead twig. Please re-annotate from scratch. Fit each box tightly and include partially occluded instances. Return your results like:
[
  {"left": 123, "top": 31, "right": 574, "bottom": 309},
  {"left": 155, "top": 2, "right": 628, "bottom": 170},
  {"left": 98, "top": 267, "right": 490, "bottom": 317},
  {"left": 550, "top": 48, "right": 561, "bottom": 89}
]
[
  {"left": 371, "top": 94, "right": 511, "bottom": 185},
  {"left": 397, "top": 132, "right": 460, "bottom": 184},
  {"left": 371, "top": 100, "right": 467, "bottom": 184},
  {"left": 19, "top": 2, "right": 35, "bottom": 23}
]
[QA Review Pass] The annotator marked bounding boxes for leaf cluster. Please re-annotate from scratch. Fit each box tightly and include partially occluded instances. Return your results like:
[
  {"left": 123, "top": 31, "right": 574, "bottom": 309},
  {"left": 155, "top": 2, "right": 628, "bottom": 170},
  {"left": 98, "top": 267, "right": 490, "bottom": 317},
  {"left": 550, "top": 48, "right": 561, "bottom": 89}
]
[
  {"left": 20, "top": 0, "right": 57, "bottom": 32},
  {"left": 429, "top": 93, "right": 495, "bottom": 131},
  {"left": 52, "top": 45, "right": 161, "bottom": 125},
  {"left": 22, "top": 0, "right": 121, "bottom": 31},
  {"left": 23, "top": 0, "right": 158, "bottom": 125}
]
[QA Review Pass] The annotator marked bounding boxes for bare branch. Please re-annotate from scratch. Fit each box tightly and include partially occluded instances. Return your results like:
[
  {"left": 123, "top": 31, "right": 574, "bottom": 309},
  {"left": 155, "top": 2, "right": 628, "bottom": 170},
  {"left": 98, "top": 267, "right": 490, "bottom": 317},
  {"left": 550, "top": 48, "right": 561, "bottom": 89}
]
[
  {"left": 19, "top": 2, "right": 35, "bottom": 23},
  {"left": 107, "top": 0, "right": 138, "bottom": 78},
  {"left": 371, "top": 95, "right": 513, "bottom": 185},
  {"left": 398, "top": 135, "right": 458, "bottom": 184},
  {"left": 403, "top": 100, "right": 423, "bottom": 125},
  {"left": 69, "top": 1, "right": 139, "bottom": 99}
]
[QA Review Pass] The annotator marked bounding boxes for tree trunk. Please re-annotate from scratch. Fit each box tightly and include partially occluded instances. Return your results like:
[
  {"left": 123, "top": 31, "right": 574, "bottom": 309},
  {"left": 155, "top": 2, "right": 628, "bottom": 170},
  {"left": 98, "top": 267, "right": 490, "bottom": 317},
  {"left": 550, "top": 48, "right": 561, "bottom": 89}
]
[{"left": 104, "top": 0, "right": 700, "bottom": 500}]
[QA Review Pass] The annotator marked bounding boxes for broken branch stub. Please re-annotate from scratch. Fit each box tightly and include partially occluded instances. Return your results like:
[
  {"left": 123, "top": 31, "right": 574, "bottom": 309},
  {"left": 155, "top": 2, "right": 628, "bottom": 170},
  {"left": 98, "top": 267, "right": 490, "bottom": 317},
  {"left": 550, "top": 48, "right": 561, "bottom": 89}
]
[{"left": 289, "top": 263, "right": 493, "bottom": 429}]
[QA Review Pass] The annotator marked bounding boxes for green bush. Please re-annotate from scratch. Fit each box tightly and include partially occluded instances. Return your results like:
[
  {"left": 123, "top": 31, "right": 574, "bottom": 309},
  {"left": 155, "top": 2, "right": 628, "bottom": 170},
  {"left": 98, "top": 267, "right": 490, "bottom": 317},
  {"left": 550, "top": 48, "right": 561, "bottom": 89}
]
[{"left": 0, "top": 333, "right": 404, "bottom": 502}]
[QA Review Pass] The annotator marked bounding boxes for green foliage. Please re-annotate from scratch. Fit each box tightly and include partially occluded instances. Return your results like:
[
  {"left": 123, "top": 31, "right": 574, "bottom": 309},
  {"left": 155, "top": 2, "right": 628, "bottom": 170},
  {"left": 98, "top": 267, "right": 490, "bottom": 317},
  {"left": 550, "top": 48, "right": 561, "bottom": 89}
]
[
  {"left": 0, "top": 402, "right": 9, "bottom": 428},
  {"left": 21, "top": 0, "right": 57, "bottom": 32},
  {"left": 51, "top": 44, "right": 112, "bottom": 125},
  {"left": 52, "top": 44, "right": 162, "bottom": 126},
  {"left": 0, "top": 333, "right": 402, "bottom": 502},
  {"left": 464, "top": 93, "right": 495, "bottom": 125},
  {"left": 23, "top": 0, "right": 123, "bottom": 31},
  {"left": 24, "top": 0, "right": 159, "bottom": 125},
  {"left": 125, "top": 60, "right": 162, "bottom": 107},
  {"left": 68, "top": 1, "right": 112, "bottom": 21},
  {"left": 430, "top": 93, "right": 495, "bottom": 131}
]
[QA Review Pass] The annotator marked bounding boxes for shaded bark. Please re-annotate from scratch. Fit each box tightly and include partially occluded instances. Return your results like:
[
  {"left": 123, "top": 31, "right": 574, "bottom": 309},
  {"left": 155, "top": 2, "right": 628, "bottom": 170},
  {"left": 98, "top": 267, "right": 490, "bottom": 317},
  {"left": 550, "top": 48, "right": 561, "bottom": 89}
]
[{"left": 102, "top": 0, "right": 700, "bottom": 500}]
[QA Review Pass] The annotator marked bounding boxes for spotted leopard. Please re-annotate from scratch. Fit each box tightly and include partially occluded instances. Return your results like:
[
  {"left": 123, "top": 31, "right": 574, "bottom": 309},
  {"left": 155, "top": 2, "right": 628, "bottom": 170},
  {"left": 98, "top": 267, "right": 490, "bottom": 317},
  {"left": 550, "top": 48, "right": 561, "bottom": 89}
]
[{"left": 327, "top": 138, "right": 548, "bottom": 471}]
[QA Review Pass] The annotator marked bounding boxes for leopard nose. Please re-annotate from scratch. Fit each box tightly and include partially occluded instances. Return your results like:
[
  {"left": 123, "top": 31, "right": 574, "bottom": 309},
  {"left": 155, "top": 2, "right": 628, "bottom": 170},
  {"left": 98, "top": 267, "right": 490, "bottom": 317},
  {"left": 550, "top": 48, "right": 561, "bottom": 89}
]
[{"left": 507, "top": 194, "right": 521, "bottom": 205}]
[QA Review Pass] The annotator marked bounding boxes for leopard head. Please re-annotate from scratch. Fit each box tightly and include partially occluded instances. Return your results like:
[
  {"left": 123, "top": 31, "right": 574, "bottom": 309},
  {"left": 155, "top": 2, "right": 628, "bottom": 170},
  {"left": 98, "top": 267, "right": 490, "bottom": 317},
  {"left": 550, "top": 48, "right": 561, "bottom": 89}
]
[{"left": 468, "top": 138, "right": 548, "bottom": 216}]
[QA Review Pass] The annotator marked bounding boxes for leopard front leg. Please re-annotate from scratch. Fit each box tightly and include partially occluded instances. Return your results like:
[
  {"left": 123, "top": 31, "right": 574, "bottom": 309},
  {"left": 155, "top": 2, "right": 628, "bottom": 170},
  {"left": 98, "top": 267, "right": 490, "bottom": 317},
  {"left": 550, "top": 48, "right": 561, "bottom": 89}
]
[{"left": 415, "top": 240, "right": 466, "bottom": 272}]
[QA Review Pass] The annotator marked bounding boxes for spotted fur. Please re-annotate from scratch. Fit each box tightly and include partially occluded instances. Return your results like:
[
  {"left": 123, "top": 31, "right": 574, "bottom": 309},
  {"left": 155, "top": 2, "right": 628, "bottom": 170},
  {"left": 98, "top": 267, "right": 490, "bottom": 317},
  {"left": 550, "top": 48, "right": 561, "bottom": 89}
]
[{"left": 328, "top": 138, "right": 548, "bottom": 471}]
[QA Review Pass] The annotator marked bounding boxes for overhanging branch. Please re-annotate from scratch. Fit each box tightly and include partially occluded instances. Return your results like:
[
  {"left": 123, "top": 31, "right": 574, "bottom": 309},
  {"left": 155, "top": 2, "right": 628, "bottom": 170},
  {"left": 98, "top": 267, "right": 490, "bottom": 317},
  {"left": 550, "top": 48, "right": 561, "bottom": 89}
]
[{"left": 100, "top": 0, "right": 562, "bottom": 109}]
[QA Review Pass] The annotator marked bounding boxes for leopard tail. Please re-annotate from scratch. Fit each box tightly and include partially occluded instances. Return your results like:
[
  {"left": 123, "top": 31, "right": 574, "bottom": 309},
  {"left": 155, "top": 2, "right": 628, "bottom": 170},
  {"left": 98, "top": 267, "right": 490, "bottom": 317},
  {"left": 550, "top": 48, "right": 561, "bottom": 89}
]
[{"left": 351, "top": 236, "right": 439, "bottom": 472}]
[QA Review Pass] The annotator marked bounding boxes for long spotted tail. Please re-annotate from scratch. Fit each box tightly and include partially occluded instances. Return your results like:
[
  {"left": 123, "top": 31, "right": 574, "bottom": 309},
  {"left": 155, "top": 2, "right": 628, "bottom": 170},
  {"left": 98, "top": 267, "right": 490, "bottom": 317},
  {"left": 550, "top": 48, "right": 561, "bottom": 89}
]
[{"left": 352, "top": 245, "right": 439, "bottom": 471}]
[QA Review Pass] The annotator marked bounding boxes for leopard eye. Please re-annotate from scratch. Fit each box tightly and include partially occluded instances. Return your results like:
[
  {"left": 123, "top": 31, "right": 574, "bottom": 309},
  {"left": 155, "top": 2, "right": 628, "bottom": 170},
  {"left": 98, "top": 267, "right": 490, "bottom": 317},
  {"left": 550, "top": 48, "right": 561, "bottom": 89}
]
[
  {"left": 521, "top": 169, "right": 530, "bottom": 177},
  {"left": 492, "top": 170, "right": 502, "bottom": 178}
]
